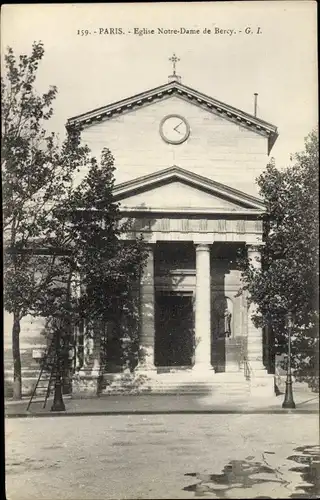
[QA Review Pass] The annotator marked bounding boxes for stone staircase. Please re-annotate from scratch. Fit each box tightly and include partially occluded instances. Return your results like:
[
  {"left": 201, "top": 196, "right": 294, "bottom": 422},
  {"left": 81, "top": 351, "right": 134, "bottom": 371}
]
[{"left": 100, "top": 368, "right": 251, "bottom": 397}]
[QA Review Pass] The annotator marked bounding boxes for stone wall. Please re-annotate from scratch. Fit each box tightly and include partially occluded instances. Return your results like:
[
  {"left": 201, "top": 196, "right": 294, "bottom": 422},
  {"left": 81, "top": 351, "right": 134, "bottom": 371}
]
[{"left": 4, "top": 314, "right": 46, "bottom": 396}]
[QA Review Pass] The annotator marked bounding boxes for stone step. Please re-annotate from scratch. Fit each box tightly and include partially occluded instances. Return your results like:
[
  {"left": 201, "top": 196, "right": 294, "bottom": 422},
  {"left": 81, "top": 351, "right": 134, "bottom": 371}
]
[
  {"left": 102, "top": 387, "right": 251, "bottom": 396},
  {"left": 103, "top": 380, "right": 249, "bottom": 388},
  {"left": 106, "top": 380, "right": 220, "bottom": 388},
  {"left": 104, "top": 373, "right": 247, "bottom": 383},
  {"left": 101, "top": 379, "right": 251, "bottom": 396}
]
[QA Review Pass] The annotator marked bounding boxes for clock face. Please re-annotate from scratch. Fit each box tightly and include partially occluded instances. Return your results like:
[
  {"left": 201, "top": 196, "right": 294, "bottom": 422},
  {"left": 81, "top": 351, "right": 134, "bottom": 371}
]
[{"left": 159, "top": 114, "right": 190, "bottom": 144}]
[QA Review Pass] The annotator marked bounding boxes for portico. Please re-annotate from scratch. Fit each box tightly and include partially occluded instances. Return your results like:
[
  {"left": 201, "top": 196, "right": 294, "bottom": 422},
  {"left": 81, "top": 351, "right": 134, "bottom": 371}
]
[{"left": 136, "top": 237, "right": 264, "bottom": 376}]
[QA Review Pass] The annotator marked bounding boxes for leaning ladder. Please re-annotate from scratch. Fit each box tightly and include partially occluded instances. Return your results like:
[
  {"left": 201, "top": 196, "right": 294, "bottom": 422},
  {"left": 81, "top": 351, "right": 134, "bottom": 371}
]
[{"left": 26, "top": 337, "right": 56, "bottom": 411}]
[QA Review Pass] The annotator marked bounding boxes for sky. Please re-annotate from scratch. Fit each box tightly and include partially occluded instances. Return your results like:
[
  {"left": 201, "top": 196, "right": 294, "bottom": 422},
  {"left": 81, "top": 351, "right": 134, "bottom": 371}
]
[{"left": 1, "top": 1, "right": 318, "bottom": 167}]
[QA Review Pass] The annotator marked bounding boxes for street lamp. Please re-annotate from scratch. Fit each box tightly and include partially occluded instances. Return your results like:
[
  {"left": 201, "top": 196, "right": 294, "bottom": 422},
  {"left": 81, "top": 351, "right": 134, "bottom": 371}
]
[{"left": 282, "top": 311, "right": 296, "bottom": 409}]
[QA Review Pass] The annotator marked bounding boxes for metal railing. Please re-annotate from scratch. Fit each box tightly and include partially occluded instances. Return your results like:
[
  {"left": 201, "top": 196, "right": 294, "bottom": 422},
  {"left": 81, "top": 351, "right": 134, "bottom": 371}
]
[{"left": 243, "top": 356, "right": 252, "bottom": 381}]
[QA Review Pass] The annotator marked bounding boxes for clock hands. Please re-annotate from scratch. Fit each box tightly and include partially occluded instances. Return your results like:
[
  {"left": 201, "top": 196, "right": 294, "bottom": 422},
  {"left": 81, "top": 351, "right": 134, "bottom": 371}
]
[{"left": 173, "top": 121, "right": 183, "bottom": 134}]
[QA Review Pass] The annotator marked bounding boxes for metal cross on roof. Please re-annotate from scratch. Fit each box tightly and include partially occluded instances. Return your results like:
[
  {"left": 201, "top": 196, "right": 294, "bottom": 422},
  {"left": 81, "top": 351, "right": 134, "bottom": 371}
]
[{"left": 169, "top": 53, "right": 180, "bottom": 75}]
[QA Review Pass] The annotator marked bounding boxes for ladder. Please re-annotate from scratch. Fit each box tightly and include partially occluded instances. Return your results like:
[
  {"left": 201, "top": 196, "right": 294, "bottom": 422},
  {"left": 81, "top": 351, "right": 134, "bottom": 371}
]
[{"left": 26, "top": 336, "right": 57, "bottom": 411}]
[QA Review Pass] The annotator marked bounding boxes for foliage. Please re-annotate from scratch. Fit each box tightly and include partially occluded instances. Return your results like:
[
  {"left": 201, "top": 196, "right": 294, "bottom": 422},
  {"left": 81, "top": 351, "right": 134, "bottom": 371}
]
[
  {"left": 239, "top": 130, "right": 319, "bottom": 390},
  {"left": 2, "top": 41, "right": 89, "bottom": 398},
  {"left": 65, "top": 148, "right": 148, "bottom": 371},
  {"left": 2, "top": 42, "right": 149, "bottom": 401}
]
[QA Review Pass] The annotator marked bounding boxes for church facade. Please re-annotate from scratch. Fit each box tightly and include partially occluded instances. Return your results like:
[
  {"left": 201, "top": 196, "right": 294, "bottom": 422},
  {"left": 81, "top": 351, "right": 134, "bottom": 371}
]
[
  {"left": 4, "top": 61, "right": 279, "bottom": 399},
  {"left": 66, "top": 64, "right": 278, "bottom": 399}
]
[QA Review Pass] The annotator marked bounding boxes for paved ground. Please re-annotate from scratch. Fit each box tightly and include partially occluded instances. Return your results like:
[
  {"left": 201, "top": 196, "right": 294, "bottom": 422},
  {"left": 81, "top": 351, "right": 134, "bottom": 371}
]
[
  {"left": 5, "top": 413, "right": 319, "bottom": 499},
  {"left": 5, "top": 390, "right": 319, "bottom": 417}
]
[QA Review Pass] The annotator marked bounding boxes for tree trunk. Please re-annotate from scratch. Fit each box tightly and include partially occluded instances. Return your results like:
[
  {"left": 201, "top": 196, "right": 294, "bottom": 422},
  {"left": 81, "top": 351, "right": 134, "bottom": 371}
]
[
  {"left": 51, "top": 324, "right": 65, "bottom": 411},
  {"left": 12, "top": 310, "right": 22, "bottom": 400}
]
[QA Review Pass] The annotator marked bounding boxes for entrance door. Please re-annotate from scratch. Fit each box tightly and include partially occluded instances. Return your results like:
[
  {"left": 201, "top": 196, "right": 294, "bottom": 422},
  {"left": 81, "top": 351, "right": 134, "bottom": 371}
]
[{"left": 155, "top": 293, "right": 194, "bottom": 367}]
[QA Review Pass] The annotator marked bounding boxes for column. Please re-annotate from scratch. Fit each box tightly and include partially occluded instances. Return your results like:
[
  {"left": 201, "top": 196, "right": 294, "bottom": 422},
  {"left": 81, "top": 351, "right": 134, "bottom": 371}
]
[
  {"left": 72, "top": 272, "right": 100, "bottom": 396},
  {"left": 246, "top": 244, "right": 265, "bottom": 371},
  {"left": 246, "top": 244, "right": 274, "bottom": 397},
  {"left": 194, "top": 243, "right": 213, "bottom": 371},
  {"left": 136, "top": 245, "right": 155, "bottom": 371},
  {"left": 73, "top": 271, "right": 83, "bottom": 371}
]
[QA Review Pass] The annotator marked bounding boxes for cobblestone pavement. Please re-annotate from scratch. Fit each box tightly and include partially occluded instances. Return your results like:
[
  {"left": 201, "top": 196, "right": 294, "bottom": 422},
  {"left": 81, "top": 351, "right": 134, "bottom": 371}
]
[{"left": 5, "top": 414, "right": 320, "bottom": 499}]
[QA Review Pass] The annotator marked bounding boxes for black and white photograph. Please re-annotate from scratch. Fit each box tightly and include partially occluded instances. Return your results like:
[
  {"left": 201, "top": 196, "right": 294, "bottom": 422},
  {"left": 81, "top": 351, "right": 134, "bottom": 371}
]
[{"left": 2, "top": 2, "right": 319, "bottom": 499}]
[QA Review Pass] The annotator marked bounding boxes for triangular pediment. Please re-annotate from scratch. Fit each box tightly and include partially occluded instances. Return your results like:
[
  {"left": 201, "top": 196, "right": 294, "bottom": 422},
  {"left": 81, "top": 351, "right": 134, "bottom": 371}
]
[
  {"left": 113, "top": 166, "right": 265, "bottom": 214},
  {"left": 67, "top": 81, "right": 278, "bottom": 153}
]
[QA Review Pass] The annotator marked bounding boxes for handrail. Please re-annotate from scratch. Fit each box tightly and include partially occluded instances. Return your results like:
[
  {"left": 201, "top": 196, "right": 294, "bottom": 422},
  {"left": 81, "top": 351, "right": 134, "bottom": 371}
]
[{"left": 243, "top": 356, "right": 252, "bottom": 381}]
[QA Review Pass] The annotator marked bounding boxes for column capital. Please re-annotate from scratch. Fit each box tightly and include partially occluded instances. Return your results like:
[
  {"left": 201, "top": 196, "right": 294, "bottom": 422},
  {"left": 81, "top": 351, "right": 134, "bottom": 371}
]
[
  {"left": 193, "top": 235, "right": 214, "bottom": 246},
  {"left": 246, "top": 242, "right": 265, "bottom": 252},
  {"left": 194, "top": 242, "right": 211, "bottom": 251},
  {"left": 145, "top": 242, "right": 156, "bottom": 252},
  {"left": 246, "top": 243, "right": 263, "bottom": 269}
]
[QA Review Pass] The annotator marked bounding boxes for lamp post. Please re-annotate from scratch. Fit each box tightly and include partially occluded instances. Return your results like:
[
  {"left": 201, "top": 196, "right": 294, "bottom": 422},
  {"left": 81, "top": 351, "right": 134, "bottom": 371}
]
[{"left": 282, "top": 311, "right": 296, "bottom": 409}]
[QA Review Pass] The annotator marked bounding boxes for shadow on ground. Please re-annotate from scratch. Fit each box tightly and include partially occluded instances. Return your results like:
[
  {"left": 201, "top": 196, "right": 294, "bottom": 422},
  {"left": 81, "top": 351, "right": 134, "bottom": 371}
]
[{"left": 183, "top": 444, "right": 320, "bottom": 499}]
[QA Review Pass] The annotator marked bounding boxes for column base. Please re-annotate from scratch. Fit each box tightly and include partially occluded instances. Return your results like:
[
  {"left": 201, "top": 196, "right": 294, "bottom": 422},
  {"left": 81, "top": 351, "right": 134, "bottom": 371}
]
[
  {"left": 72, "top": 371, "right": 100, "bottom": 398},
  {"left": 192, "top": 364, "right": 215, "bottom": 379},
  {"left": 136, "top": 346, "right": 155, "bottom": 373},
  {"left": 135, "top": 364, "right": 157, "bottom": 376},
  {"left": 249, "top": 371, "right": 275, "bottom": 398},
  {"left": 225, "top": 362, "right": 241, "bottom": 373}
]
